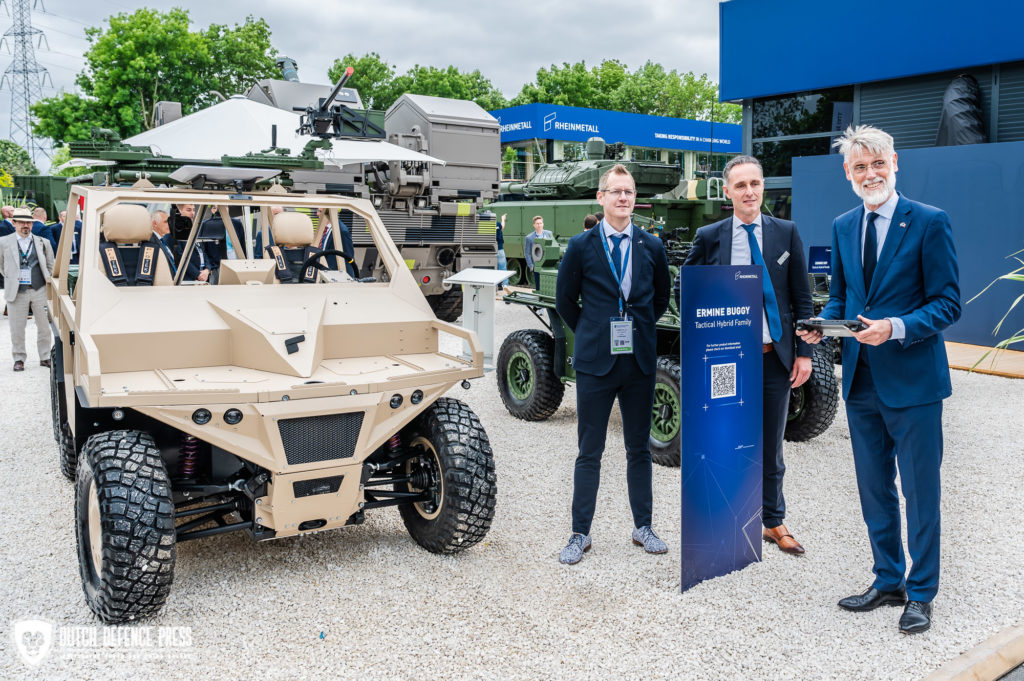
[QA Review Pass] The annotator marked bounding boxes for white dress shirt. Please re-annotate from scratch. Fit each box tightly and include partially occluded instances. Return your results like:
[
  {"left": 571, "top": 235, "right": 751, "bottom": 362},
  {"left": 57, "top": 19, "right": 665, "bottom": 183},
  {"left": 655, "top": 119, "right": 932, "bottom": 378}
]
[
  {"left": 601, "top": 219, "right": 633, "bottom": 301},
  {"left": 860, "top": 191, "right": 906, "bottom": 340},
  {"left": 731, "top": 215, "right": 772, "bottom": 344}
]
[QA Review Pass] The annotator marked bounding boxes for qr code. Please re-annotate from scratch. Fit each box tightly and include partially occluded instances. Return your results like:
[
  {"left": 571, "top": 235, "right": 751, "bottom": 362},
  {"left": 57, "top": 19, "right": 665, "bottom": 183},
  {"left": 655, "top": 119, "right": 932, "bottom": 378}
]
[{"left": 711, "top": 362, "right": 737, "bottom": 399}]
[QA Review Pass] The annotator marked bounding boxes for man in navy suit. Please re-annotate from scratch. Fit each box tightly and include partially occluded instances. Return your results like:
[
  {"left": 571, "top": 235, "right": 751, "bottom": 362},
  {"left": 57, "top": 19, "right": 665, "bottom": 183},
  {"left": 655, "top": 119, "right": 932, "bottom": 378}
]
[
  {"left": 31, "top": 207, "right": 56, "bottom": 252},
  {"left": 555, "top": 163, "right": 671, "bottom": 565},
  {"left": 51, "top": 210, "right": 83, "bottom": 265},
  {"left": 683, "top": 155, "right": 814, "bottom": 556},
  {"left": 799, "top": 125, "right": 960, "bottom": 634}
]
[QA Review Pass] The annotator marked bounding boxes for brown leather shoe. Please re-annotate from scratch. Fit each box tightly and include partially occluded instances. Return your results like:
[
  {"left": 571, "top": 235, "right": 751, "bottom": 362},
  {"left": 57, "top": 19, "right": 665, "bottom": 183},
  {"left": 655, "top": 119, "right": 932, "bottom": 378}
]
[
  {"left": 13, "top": 360, "right": 24, "bottom": 371},
  {"left": 763, "top": 524, "right": 805, "bottom": 555},
  {"left": 40, "top": 359, "right": 51, "bottom": 368}
]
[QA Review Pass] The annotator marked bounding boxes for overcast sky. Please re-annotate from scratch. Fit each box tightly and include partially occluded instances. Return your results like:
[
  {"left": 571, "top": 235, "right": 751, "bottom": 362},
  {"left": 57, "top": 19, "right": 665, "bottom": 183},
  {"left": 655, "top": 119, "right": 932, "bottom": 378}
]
[{"left": 3, "top": 0, "right": 722, "bottom": 167}]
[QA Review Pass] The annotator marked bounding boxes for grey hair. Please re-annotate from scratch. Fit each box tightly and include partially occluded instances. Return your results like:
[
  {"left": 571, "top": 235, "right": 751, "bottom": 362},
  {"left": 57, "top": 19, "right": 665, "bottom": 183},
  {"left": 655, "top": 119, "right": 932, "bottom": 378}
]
[
  {"left": 722, "top": 155, "right": 763, "bottom": 183},
  {"left": 151, "top": 209, "right": 168, "bottom": 220},
  {"left": 832, "top": 125, "right": 894, "bottom": 162}
]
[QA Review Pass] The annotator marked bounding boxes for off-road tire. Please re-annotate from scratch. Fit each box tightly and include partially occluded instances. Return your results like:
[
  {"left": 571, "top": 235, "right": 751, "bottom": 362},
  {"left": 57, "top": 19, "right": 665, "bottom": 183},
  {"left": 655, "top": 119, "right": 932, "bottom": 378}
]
[
  {"left": 496, "top": 329, "right": 564, "bottom": 421},
  {"left": 75, "top": 430, "right": 176, "bottom": 623},
  {"left": 427, "top": 288, "right": 463, "bottom": 323},
  {"left": 650, "top": 356, "right": 682, "bottom": 467},
  {"left": 49, "top": 346, "right": 78, "bottom": 481},
  {"left": 398, "top": 398, "right": 496, "bottom": 554},
  {"left": 506, "top": 259, "right": 524, "bottom": 286},
  {"left": 784, "top": 346, "right": 840, "bottom": 442}
]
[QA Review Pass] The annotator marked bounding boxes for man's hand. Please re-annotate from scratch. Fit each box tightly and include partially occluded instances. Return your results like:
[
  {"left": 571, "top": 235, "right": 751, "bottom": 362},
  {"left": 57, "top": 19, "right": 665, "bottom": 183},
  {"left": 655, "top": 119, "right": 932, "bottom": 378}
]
[
  {"left": 790, "top": 356, "right": 812, "bottom": 388},
  {"left": 501, "top": 213, "right": 507, "bottom": 225},
  {"left": 198, "top": 268, "right": 210, "bottom": 283},
  {"left": 795, "top": 317, "right": 824, "bottom": 345},
  {"left": 853, "top": 315, "right": 892, "bottom": 346}
]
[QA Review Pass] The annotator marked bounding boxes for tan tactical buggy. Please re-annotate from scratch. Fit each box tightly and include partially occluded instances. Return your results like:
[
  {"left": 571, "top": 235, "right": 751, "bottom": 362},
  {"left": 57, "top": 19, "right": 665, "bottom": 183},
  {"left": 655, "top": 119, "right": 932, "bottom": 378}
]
[{"left": 47, "top": 182, "right": 496, "bottom": 624}]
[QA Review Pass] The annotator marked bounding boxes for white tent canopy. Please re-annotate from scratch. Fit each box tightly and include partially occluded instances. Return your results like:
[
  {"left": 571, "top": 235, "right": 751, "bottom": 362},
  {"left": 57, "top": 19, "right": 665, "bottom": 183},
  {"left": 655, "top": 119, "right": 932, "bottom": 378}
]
[{"left": 124, "top": 96, "right": 443, "bottom": 166}]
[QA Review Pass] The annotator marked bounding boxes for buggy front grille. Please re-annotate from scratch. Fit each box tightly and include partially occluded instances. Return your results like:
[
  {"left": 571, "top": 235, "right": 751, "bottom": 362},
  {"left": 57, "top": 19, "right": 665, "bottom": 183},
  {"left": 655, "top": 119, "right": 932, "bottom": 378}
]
[{"left": 278, "top": 412, "right": 364, "bottom": 465}]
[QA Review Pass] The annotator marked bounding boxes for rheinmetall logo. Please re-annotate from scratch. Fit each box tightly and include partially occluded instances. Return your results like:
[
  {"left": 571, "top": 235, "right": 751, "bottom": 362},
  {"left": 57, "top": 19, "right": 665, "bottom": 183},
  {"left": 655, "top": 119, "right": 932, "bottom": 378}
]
[
  {"left": 499, "top": 120, "right": 532, "bottom": 133},
  {"left": 543, "top": 111, "right": 600, "bottom": 134}
]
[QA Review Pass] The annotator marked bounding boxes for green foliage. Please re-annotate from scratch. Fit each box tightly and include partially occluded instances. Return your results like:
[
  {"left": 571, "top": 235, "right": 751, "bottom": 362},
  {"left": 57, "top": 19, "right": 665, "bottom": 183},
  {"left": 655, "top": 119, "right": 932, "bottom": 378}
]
[
  {"left": 328, "top": 52, "right": 397, "bottom": 110},
  {"left": 329, "top": 54, "right": 508, "bottom": 112},
  {"left": 0, "top": 168, "right": 13, "bottom": 188},
  {"left": 512, "top": 59, "right": 741, "bottom": 124},
  {"left": 968, "top": 250, "right": 1024, "bottom": 365},
  {"left": 32, "top": 10, "right": 278, "bottom": 143},
  {"left": 0, "top": 139, "right": 39, "bottom": 176},
  {"left": 48, "top": 145, "right": 83, "bottom": 178},
  {"left": 501, "top": 146, "right": 518, "bottom": 176}
]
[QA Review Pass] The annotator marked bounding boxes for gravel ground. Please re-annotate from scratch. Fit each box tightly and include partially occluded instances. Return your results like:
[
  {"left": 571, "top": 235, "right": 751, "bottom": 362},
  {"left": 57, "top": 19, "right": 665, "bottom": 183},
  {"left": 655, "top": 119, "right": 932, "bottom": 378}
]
[{"left": 1, "top": 304, "right": 1023, "bottom": 681}]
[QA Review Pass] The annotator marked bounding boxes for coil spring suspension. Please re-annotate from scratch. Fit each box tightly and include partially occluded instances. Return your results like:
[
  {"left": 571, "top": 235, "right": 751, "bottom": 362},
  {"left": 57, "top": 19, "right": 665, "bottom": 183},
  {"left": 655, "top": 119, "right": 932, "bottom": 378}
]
[
  {"left": 387, "top": 433, "right": 401, "bottom": 455},
  {"left": 179, "top": 434, "right": 199, "bottom": 477}
]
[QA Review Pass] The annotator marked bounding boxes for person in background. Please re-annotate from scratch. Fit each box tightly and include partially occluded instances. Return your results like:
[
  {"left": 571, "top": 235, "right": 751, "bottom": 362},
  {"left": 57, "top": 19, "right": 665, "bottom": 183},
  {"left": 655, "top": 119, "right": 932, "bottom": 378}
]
[
  {"left": 583, "top": 214, "right": 598, "bottom": 231},
  {"left": 0, "top": 207, "right": 54, "bottom": 370},
  {"left": 523, "top": 216, "right": 553, "bottom": 287},
  {"left": 32, "top": 207, "right": 56, "bottom": 252},
  {"left": 150, "top": 210, "right": 178, "bottom": 276},
  {"left": 496, "top": 213, "right": 507, "bottom": 271}
]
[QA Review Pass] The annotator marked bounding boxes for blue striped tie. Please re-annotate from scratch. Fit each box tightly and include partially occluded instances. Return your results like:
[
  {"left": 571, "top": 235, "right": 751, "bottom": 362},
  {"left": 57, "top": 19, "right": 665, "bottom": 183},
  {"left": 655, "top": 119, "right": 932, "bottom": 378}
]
[{"left": 742, "top": 223, "right": 782, "bottom": 342}]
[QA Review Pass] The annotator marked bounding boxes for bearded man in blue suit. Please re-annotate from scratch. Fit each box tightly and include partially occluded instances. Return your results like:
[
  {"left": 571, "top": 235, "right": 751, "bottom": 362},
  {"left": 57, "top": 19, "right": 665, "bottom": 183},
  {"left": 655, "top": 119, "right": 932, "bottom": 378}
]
[{"left": 799, "top": 125, "right": 960, "bottom": 635}]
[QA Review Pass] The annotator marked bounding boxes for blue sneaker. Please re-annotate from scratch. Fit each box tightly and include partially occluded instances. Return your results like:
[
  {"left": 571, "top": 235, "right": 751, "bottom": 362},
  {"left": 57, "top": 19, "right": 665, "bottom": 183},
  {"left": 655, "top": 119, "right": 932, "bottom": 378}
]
[
  {"left": 632, "top": 526, "right": 668, "bottom": 554},
  {"left": 559, "top": 532, "right": 592, "bottom": 565}
]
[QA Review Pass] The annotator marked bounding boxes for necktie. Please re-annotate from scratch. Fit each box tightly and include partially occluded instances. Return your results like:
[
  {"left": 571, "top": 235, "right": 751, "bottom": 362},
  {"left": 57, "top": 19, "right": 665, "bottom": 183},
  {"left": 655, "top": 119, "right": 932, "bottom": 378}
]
[
  {"left": 610, "top": 233, "right": 626, "bottom": 280},
  {"left": 863, "top": 211, "right": 878, "bottom": 291},
  {"left": 741, "top": 223, "right": 782, "bottom": 342}
]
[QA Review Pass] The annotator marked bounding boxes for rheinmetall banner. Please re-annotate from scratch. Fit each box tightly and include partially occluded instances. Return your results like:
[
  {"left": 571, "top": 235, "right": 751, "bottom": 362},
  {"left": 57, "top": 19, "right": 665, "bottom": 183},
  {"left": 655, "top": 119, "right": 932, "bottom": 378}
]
[{"left": 679, "top": 265, "right": 763, "bottom": 592}]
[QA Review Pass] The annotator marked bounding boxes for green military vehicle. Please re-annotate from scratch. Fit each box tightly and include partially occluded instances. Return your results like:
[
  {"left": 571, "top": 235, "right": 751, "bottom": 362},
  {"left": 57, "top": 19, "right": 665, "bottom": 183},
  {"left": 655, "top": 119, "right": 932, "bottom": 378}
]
[
  {"left": 491, "top": 142, "right": 839, "bottom": 466},
  {"left": 490, "top": 137, "right": 726, "bottom": 284}
]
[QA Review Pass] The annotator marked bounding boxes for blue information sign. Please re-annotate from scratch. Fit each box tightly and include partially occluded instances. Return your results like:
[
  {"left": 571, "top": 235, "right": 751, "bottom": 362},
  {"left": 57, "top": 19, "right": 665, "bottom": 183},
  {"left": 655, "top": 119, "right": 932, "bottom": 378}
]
[
  {"left": 808, "top": 246, "right": 832, "bottom": 274},
  {"left": 679, "top": 265, "right": 764, "bottom": 592}
]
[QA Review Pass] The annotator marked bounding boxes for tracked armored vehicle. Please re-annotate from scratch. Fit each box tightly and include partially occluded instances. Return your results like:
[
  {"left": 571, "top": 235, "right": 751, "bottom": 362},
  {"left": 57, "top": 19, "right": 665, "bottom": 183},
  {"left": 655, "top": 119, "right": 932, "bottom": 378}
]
[{"left": 48, "top": 178, "right": 496, "bottom": 624}]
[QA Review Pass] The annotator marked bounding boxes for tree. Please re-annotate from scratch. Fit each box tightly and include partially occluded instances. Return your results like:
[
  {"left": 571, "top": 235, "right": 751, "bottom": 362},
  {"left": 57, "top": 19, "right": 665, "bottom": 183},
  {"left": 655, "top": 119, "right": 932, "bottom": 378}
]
[
  {"left": 48, "top": 145, "right": 86, "bottom": 178},
  {"left": 0, "top": 139, "right": 38, "bottom": 176},
  {"left": 328, "top": 56, "right": 508, "bottom": 111},
  {"left": 513, "top": 59, "right": 741, "bottom": 124},
  {"left": 328, "top": 52, "right": 397, "bottom": 110},
  {"left": 32, "top": 10, "right": 278, "bottom": 143}
]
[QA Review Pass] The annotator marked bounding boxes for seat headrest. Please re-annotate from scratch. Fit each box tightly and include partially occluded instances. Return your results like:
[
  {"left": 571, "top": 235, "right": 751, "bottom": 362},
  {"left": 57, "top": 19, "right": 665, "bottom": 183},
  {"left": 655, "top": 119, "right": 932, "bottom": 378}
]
[
  {"left": 272, "top": 211, "right": 315, "bottom": 247},
  {"left": 102, "top": 204, "right": 152, "bottom": 243}
]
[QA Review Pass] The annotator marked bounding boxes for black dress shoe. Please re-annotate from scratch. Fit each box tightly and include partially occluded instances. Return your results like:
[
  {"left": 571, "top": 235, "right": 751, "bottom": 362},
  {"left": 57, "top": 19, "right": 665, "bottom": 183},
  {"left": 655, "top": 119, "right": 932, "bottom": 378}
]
[
  {"left": 899, "top": 601, "right": 932, "bottom": 634},
  {"left": 838, "top": 586, "right": 907, "bottom": 612}
]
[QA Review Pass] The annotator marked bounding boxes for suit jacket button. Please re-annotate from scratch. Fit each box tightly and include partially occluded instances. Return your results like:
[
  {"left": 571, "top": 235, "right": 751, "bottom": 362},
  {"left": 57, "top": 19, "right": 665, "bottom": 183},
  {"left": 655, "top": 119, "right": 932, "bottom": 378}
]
[{"left": 865, "top": 305, "right": 871, "bottom": 312}]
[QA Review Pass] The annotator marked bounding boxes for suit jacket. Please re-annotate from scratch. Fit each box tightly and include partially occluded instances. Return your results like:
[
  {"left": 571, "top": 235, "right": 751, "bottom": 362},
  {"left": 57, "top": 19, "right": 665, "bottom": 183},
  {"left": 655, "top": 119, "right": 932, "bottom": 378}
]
[
  {"left": 150, "top": 233, "right": 178, "bottom": 276},
  {"left": 0, "top": 232, "right": 54, "bottom": 302},
  {"left": 524, "top": 229, "right": 554, "bottom": 269},
  {"left": 0, "top": 219, "right": 13, "bottom": 237},
  {"left": 32, "top": 222, "right": 56, "bottom": 252},
  {"left": 683, "top": 215, "right": 813, "bottom": 373},
  {"left": 202, "top": 215, "right": 247, "bottom": 269},
  {"left": 821, "top": 193, "right": 960, "bottom": 408},
  {"left": 555, "top": 224, "right": 670, "bottom": 376}
]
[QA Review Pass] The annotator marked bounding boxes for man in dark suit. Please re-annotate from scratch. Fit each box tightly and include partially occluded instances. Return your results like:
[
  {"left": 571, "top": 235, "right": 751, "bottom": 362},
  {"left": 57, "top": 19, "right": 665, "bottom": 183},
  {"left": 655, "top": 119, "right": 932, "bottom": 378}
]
[
  {"left": 554, "top": 163, "right": 671, "bottom": 565},
  {"left": 799, "top": 125, "right": 960, "bottom": 635},
  {"left": 149, "top": 210, "right": 178, "bottom": 277},
  {"left": 0, "top": 205, "right": 14, "bottom": 236},
  {"left": 202, "top": 206, "right": 247, "bottom": 272},
  {"left": 31, "top": 207, "right": 56, "bottom": 252},
  {"left": 51, "top": 210, "right": 83, "bottom": 265},
  {"left": 173, "top": 203, "right": 212, "bottom": 282},
  {"left": 683, "top": 155, "right": 814, "bottom": 555}
]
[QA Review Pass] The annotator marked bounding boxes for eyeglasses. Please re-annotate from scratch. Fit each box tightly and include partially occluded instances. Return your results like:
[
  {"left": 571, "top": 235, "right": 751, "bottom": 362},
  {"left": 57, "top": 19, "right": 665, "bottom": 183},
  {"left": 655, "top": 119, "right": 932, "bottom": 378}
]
[
  {"left": 600, "top": 189, "right": 636, "bottom": 198},
  {"left": 850, "top": 159, "right": 889, "bottom": 174}
]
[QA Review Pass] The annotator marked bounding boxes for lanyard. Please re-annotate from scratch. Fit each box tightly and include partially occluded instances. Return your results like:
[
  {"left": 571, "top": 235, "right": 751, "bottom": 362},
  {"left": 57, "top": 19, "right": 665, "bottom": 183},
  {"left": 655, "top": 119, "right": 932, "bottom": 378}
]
[
  {"left": 599, "top": 227, "right": 631, "bottom": 315},
  {"left": 18, "top": 239, "right": 33, "bottom": 266}
]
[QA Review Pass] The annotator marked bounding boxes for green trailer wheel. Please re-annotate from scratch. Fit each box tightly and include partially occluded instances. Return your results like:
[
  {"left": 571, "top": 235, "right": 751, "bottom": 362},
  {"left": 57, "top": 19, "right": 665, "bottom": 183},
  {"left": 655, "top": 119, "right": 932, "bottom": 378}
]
[
  {"left": 496, "top": 329, "right": 564, "bottom": 421},
  {"left": 650, "top": 356, "right": 682, "bottom": 467}
]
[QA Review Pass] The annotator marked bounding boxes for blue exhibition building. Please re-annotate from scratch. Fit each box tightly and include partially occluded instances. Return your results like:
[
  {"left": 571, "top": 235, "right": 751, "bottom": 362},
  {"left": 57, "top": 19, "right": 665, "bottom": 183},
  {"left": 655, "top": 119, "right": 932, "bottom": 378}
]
[
  {"left": 718, "top": 0, "right": 1024, "bottom": 348},
  {"left": 489, "top": 102, "right": 742, "bottom": 181}
]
